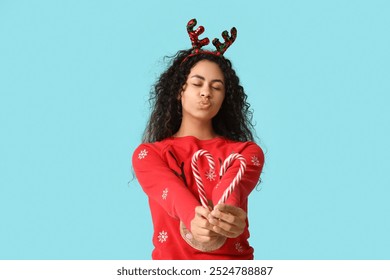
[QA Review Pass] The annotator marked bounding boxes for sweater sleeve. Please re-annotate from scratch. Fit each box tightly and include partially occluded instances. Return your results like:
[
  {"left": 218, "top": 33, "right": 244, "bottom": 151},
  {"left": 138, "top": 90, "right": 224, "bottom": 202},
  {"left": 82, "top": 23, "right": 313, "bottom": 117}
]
[
  {"left": 132, "top": 144, "right": 201, "bottom": 230},
  {"left": 211, "top": 142, "right": 264, "bottom": 207}
]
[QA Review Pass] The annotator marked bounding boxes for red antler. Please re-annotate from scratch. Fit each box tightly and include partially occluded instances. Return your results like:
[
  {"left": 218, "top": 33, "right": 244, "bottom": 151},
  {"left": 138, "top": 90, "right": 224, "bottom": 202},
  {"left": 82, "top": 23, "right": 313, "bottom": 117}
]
[
  {"left": 212, "top": 27, "right": 237, "bottom": 55},
  {"left": 187, "top": 19, "right": 210, "bottom": 53}
]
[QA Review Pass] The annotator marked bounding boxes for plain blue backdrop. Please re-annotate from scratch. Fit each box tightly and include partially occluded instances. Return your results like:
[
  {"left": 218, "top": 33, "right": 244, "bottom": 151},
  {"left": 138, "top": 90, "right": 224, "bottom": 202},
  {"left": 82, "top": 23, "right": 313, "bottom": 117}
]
[{"left": 1, "top": 0, "right": 389, "bottom": 259}]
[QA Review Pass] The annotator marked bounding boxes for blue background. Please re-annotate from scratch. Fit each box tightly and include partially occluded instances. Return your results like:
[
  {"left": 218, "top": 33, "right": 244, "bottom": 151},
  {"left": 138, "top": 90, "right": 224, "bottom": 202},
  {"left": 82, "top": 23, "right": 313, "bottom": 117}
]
[{"left": 1, "top": 0, "right": 389, "bottom": 259}]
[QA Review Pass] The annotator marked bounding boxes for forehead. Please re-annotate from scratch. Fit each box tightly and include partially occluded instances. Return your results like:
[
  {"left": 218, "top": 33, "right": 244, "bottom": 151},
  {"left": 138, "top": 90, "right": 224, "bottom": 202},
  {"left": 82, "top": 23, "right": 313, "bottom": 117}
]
[{"left": 188, "top": 60, "right": 224, "bottom": 81}]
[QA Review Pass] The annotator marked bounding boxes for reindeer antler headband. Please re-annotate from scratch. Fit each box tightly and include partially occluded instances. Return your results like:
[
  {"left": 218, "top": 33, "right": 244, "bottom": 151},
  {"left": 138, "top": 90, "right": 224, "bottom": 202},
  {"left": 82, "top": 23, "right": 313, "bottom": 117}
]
[{"left": 183, "top": 18, "right": 237, "bottom": 61}]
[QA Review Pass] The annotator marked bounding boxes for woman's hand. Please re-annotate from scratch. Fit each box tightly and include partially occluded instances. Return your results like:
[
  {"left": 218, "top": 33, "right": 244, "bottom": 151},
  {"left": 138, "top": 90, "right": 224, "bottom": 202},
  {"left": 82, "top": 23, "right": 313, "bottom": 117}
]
[
  {"left": 184, "top": 206, "right": 227, "bottom": 251},
  {"left": 207, "top": 204, "right": 247, "bottom": 238},
  {"left": 190, "top": 206, "right": 221, "bottom": 243},
  {"left": 185, "top": 204, "right": 246, "bottom": 251}
]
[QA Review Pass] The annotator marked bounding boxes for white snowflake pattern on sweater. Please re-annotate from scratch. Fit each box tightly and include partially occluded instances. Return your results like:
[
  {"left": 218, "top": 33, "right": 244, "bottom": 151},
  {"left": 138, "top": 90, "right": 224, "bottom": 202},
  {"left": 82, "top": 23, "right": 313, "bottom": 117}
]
[
  {"left": 138, "top": 149, "right": 148, "bottom": 159},
  {"left": 235, "top": 242, "right": 244, "bottom": 252},
  {"left": 162, "top": 188, "right": 168, "bottom": 200},
  {"left": 251, "top": 155, "right": 261, "bottom": 166},
  {"left": 205, "top": 169, "right": 216, "bottom": 181},
  {"left": 158, "top": 231, "right": 168, "bottom": 243}
]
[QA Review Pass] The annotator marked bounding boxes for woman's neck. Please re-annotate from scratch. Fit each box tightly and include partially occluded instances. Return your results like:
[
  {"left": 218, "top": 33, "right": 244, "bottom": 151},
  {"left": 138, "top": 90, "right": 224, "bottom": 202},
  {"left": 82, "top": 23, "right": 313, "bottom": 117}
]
[{"left": 174, "top": 120, "right": 217, "bottom": 140}]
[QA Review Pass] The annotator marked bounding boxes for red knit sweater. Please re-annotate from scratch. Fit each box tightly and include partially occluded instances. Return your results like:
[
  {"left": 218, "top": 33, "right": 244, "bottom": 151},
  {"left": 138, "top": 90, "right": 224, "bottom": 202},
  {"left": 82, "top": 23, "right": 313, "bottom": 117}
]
[{"left": 132, "top": 136, "right": 264, "bottom": 260}]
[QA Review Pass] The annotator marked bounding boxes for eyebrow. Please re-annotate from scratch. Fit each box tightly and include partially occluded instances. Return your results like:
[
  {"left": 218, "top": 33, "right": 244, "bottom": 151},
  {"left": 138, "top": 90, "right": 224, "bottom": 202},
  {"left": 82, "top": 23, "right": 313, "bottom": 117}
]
[{"left": 190, "top": 75, "right": 224, "bottom": 85}]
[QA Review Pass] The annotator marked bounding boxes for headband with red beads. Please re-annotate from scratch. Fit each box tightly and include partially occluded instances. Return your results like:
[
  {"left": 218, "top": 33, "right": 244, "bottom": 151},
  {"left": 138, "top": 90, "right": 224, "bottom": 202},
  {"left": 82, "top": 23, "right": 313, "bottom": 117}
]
[{"left": 183, "top": 18, "right": 237, "bottom": 61}]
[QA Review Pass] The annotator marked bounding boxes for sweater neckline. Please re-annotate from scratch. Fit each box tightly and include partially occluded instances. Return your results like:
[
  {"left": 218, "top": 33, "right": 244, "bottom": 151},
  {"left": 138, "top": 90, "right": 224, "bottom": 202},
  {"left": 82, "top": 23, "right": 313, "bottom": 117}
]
[{"left": 169, "top": 135, "right": 225, "bottom": 144}]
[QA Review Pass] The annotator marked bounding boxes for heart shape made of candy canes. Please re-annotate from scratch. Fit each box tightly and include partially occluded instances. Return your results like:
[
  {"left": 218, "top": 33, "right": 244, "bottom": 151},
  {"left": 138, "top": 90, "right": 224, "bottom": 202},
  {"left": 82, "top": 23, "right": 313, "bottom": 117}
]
[
  {"left": 191, "top": 149, "right": 247, "bottom": 208},
  {"left": 179, "top": 149, "right": 247, "bottom": 252}
]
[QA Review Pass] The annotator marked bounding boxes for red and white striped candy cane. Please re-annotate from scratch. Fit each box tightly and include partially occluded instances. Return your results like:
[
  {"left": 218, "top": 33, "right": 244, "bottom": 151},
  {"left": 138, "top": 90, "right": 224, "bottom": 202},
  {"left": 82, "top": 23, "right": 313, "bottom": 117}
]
[
  {"left": 218, "top": 153, "right": 247, "bottom": 205},
  {"left": 191, "top": 149, "right": 215, "bottom": 208}
]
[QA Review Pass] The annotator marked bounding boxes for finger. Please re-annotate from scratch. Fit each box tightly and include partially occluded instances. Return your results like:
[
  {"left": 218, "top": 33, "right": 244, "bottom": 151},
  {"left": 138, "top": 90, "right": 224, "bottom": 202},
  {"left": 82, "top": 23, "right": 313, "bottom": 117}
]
[
  {"left": 209, "top": 210, "right": 246, "bottom": 234},
  {"left": 209, "top": 217, "right": 237, "bottom": 232},
  {"left": 214, "top": 204, "right": 246, "bottom": 219},
  {"left": 195, "top": 206, "right": 211, "bottom": 219},
  {"left": 210, "top": 208, "right": 246, "bottom": 230},
  {"left": 191, "top": 223, "right": 220, "bottom": 242},
  {"left": 208, "top": 214, "right": 244, "bottom": 233},
  {"left": 211, "top": 224, "right": 240, "bottom": 238},
  {"left": 210, "top": 208, "right": 236, "bottom": 224},
  {"left": 193, "top": 208, "right": 214, "bottom": 230}
]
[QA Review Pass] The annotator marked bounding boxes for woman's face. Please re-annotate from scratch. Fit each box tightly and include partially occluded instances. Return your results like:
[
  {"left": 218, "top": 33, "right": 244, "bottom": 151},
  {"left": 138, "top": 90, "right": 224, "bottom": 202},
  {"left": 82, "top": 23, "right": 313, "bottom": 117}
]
[{"left": 179, "top": 60, "right": 225, "bottom": 123}]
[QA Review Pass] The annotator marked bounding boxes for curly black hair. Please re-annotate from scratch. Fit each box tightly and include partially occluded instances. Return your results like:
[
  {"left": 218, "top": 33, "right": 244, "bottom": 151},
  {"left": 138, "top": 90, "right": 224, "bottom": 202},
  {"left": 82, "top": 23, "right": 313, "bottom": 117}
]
[{"left": 142, "top": 49, "right": 255, "bottom": 143}]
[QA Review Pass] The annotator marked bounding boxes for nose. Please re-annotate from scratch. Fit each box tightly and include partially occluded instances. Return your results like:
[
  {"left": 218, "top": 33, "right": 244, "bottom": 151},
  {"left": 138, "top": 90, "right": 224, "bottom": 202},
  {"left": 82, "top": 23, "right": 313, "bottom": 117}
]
[{"left": 200, "top": 88, "right": 211, "bottom": 98}]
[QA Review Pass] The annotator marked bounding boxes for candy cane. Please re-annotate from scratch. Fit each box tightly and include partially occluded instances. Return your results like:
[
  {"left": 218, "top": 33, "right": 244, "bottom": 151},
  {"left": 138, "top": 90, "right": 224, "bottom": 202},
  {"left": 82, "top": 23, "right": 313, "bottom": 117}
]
[
  {"left": 191, "top": 149, "right": 215, "bottom": 208},
  {"left": 218, "top": 153, "right": 247, "bottom": 205}
]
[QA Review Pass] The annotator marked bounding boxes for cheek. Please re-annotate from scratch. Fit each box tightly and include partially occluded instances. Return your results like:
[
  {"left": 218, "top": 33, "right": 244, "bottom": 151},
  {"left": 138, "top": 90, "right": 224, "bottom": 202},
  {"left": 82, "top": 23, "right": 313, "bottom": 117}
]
[
  {"left": 179, "top": 94, "right": 193, "bottom": 110},
  {"left": 213, "top": 97, "right": 225, "bottom": 114},
  {"left": 217, "top": 92, "right": 225, "bottom": 106}
]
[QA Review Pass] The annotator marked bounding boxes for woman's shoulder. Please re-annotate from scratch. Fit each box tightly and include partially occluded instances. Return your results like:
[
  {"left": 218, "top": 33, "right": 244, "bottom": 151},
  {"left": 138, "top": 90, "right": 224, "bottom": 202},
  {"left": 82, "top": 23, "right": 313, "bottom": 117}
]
[
  {"left": 133, "top": 138, "right": 172, "bottom": 155},
  {"left": 132, "top": 139, "right": 173, "bottom": 167},
  {"left": 222, "top": 138, "right": 262, "bottom": 150},
  {"left": 220, "top": 139, "right": 264, "bottom": 161}
]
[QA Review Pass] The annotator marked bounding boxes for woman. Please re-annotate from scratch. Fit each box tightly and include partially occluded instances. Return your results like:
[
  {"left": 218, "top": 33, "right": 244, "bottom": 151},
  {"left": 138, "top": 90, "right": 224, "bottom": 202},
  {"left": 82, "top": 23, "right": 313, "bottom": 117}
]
[{"left": 132, "top": 19, "right": 264, "bottom": 259}]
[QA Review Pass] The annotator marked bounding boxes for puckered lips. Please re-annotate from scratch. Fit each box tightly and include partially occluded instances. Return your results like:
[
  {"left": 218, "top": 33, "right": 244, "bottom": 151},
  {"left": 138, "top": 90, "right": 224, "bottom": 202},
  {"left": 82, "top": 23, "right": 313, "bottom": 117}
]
[{"left": 199, "top": 100, "right": 211, "bottom": 109}]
